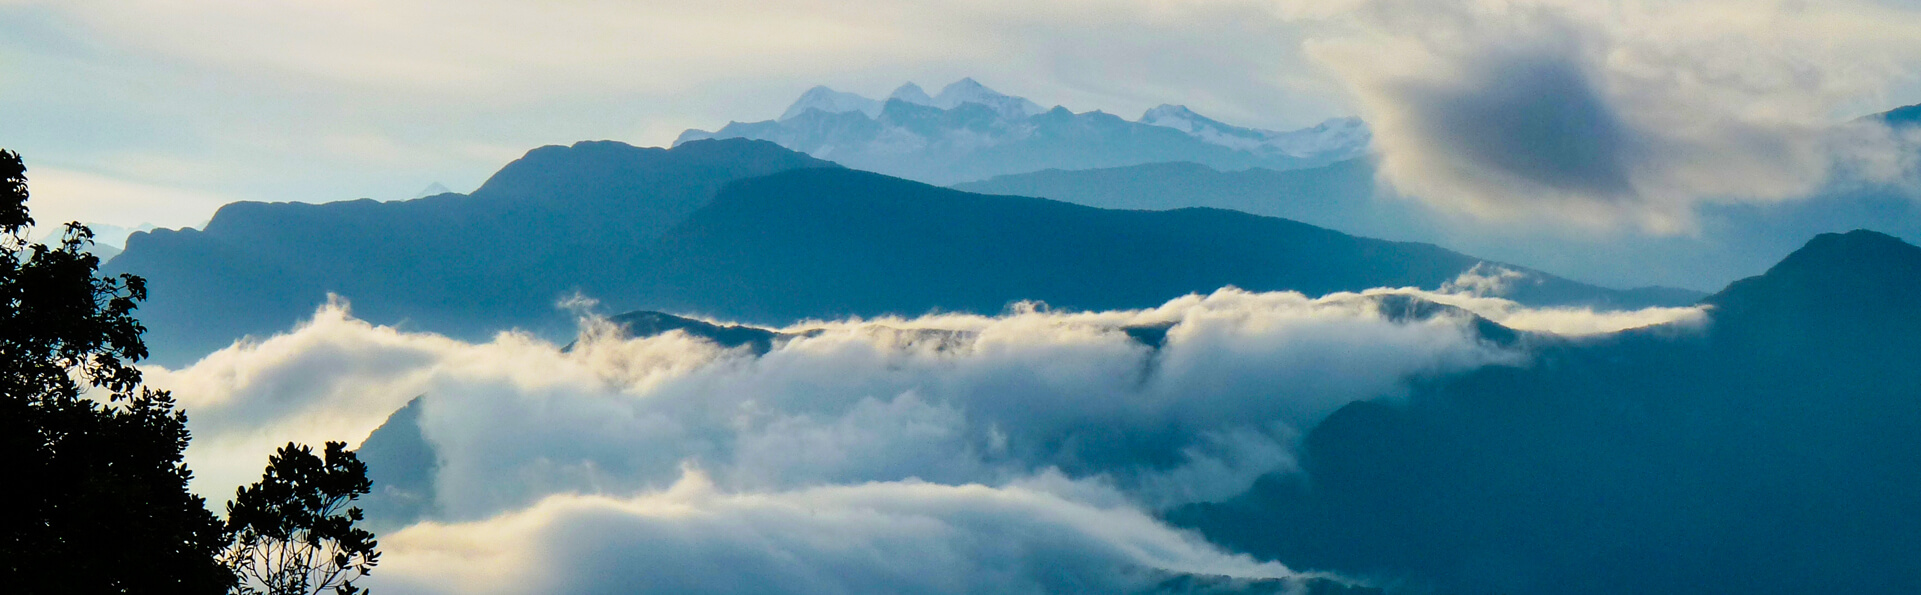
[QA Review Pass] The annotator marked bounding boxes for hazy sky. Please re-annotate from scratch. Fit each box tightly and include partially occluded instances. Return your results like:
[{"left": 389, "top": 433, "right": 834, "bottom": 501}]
[
  {"left": 3, "top": 0, "right": 1920, "bottom": 231},
  {"left": 0, "top": 0, "right": 1349, "bottom": 229}
]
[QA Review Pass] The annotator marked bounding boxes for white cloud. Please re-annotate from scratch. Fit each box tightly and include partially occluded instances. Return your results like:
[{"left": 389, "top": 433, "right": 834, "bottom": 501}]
[
  {"left": 160, "top": 290, "right": 1506, "bottom": 513},
  {"left": 146, "top": 287, "right": 1708, "bottom": 591},
  {"left": 1290, "top": 0, "right": 1921, "bottom": 233},
  {"left": 372, "top": 469, "right": 1309, "bottom": 595},
  {"left": 1368, "top": 266, "right": 1710, "bottom": 336}
]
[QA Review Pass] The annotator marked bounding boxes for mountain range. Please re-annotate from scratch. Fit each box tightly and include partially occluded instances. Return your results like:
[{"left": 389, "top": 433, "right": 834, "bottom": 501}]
[
  {"left": 84, "top": 78, "right": 1921, "bottom": 594},
  {"left": 349, "top": 228, "right": 1921, "bottom": 594},
  {"left": 1171, "top": 229, "right": 1921, "bottom": 594},
  {"left": 108, "top": 138, "right": 1670, "bottom": 366},
  {"left": 675, "top": 79, "right": 1370, "bottom": 185},
  {"left": 959, "top": 110, "right": 1921, "bottom": 292}
]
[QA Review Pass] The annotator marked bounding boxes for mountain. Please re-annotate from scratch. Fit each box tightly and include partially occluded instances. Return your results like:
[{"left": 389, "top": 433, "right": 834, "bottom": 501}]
[
  {"left": 959, "top": 144, "right": 1921, "bottom": 292},
  {"left": 1873, "top": 102, "right": 1921, "bottom": 127},
  {"left": 1170, "top": 230, "right": 1921, "bottom": 594},
  {"left": 412, "top": 182, "right": 453, "bottom": 198},
  {"left": 955, "top": 159, "right": 1419, "bottom": 243},
  {"left": 1139, "top": 105, "right": 1369, "bottom": 160},
  {"left": 676, "top": 79, "right": 1370, "bottom": 185},
  {"left": 600, "top": 310, "right": 790, "bottom": 355},
  {"left": 887, "top": 82, "right": 935, "bottom": 105},
  {"left": 109, "top": 139, "right": 1655, "bottom": 366},
  {"left": 357, "top": 395, "right": 435, "bottom": 533},
  {"left": 107, "top": 139, "right": 839, "bottom": 363},
  {"left": 31, "top": 221, "right": 156, "bottom": 261},
  {"left": 780, "top": 85, "right": 885, "bottom": 121},
  {"left": 616, "top": 167, "right": 1673, "bottom": 323}
]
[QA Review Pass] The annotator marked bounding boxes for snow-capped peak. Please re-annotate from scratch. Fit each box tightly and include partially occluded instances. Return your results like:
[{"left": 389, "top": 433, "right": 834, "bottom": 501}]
[
  {"left": 931, "top": 78, "right": 1045, "bottom": 118},
  {"left": 1139, "top": 104, "right": 1216, "bottom": 134},
  {"left": 779, "top": 85, "right": 884, "bottom": 121},
  {"left": 888, "top": 83, "right": 935, "bottom": 106},
  {"left": 414, "top": 182, "right": 454, "bottom": 198},
  {"left": 1138, "top": 104, "right": 1371, "bottom": 160}
]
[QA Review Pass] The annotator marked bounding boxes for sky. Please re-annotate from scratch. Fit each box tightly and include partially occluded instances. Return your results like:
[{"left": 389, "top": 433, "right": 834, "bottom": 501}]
[
  {"left": 4, "top": 0, "right": 1921, "bottom": 232},
  {"left": 0, "top": 0, "right": 1345, "bottom": 229}
]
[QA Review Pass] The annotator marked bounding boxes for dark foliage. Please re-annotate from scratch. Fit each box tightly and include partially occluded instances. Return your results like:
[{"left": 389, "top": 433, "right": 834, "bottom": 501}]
[
  {"left": 0, "top": 149, "right": 234, "bottom": 592},
  {"left": 224, "top": 441, "right": 379, "bottom": 595}
]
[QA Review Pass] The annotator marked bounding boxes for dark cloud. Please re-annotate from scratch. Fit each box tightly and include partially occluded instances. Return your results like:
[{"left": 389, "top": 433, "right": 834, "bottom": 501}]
[
  {"left": 1299, "top": 0, "right": 1921, "bottom": 232},
  {"left": 1401, "top": 51, "right": 1637, "bottom": 202}
]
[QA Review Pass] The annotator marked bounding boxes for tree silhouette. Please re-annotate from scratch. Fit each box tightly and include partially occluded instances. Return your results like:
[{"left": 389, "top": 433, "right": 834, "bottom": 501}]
[
  {"left": 223, "top": 441, "right": 380, "bottom": 595},
  {"left": 0, "top": 149, "right": 234, "bottom": 591}
]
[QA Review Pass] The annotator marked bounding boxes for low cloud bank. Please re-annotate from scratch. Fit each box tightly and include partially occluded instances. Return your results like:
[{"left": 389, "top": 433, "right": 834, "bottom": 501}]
[
  {"left": 377, "top": 469, "right": 1310, "bottom": 594},
  {"left": 146, "top": 287, "right": 1701, "bottom": 592}
]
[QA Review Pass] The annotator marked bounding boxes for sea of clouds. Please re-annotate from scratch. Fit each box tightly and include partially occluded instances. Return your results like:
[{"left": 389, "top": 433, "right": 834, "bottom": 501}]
[{"left": 144, "top": 286, "right": 1704, "bottom": 593}]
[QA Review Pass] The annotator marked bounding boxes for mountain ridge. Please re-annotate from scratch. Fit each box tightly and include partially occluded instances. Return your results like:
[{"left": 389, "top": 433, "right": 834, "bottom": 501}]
[
  {"left": 678, "top": 79, "right": 1371, "bottom": 185},
  {"left": 1171, "top": 229, "right": 1921, "bottom": 595},
  {"left": 109, "top": 139, "right": 1659, "bottom": 365},
  {"left": 959, "top": 149, "right": 1921, "bottom": 292}
]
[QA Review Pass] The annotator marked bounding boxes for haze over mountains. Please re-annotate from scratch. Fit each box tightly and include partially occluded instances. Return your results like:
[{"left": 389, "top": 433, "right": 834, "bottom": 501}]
[
  {"left": 676, "top": 79, "right": 1371, "bottom": 185},
  {"left": 22, "top": 0, "right": 1921, "bottom": 589},
  {"left": 83, "top": 77, "right": 1921, "bottom": 595},
  {"left": 108, "top": 138, "right": 1667, "bottom": 366},
  {"left": 962, "top": 103, "right": 1921, "bottom": 290},
  {"left": 673, "top": 80, "right": 1920, "bottom": 291}
]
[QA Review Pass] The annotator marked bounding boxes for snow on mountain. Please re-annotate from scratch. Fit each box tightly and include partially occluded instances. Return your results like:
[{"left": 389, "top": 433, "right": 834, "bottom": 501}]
[
  {"left": 930, "top": 77, "right": 1045, "bottom": 118},
  {"left": 414, "top": 182, "right": 454, "bottom": 198},
  {"left": 887, "top": 82, "right": 935, "bottom": 106},
  {"left": 1140, "top": 104, "right": 1371, "bottom": 161},
  {"left": 677, "top": 79, "right": 1372, "bottom": 184},
  {"left": 779, "top": 85, "right": 885, "bottom": 121}
]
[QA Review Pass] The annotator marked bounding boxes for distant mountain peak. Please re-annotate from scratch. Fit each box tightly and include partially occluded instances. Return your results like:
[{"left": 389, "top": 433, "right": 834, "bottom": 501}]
[
  {"left": 888, "top": 82, "right": 934, "bottom": 106},
  {"left": 677, "top": 80, "right": 1372, "bottom": 184},
  {"left": 779, "top": 85, "right": 883, "bottom": 121},
  {"left": 930, "top": 77, "right": 1044, "bottom": 117},
  {"left": 1139, "top": 103, "right": 1373, "bottom": 159},
  {"left": 414, "top": 182, "right": 453, "bottom": 198},
  {"left": 935, "top": 77, "right": 991, "bottom": 99},
  {"left": 606, "top": 311, "right": 787, "bottom": 354},
  {"left": 1142, "top": 104, "right": 1202, "bottom": 120}
]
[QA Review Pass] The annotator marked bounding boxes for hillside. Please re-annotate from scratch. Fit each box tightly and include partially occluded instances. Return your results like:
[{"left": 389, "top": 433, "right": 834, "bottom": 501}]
[
  {"left": 1171, "top": 230, "right": 1921, "bottom": 594},
  {"left": 108, "top": 139, "right": 838, "bottom": 362},
  {"left": 113, "top": 141, "right": 1672, "bottom": 365}
]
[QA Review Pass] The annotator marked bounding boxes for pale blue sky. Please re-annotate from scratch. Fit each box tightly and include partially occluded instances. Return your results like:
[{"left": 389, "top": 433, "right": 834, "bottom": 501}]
[{"left": 3, "top": 0, "right": 1919, "bottom": 231}]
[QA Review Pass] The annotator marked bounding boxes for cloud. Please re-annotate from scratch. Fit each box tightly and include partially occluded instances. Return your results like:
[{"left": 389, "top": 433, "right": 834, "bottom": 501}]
[
  {"left": 155, "top": 289, "right": 1518, "bottom": 515},
  {"left": 372, "top": 469, "right": 1316, "bottom": 595},
  {"left": 146, "top": 288, "right": 1703, "bottom": 591},
  {"left": 1291, "top": 0, "right": 1921, "bottom": 233},
  {"left": 1372, "top": 265, "right": 1709, "bottom": 336}
]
